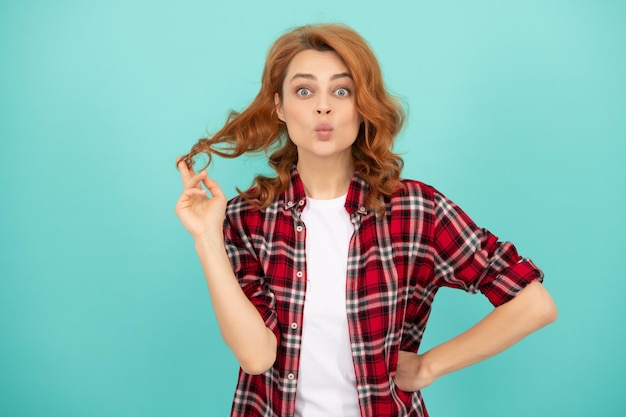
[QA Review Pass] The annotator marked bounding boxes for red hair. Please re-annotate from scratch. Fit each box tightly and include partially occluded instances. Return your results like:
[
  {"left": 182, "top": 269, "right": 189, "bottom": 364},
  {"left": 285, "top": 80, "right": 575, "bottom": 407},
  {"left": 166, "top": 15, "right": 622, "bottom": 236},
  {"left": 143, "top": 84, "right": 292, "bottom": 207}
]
[{"left": 180, "top": 23, "right": 405, "bottom": 215}]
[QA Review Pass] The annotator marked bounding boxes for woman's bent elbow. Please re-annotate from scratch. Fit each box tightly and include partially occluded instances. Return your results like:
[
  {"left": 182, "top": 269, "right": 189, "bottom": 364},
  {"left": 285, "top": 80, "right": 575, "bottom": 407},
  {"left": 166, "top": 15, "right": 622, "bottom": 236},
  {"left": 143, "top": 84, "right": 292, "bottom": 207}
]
[
  {"left": 516, "top": 280, "right": 558, "bottom": 329},
  {"left": 240, "top": 351, "right": 276, "bottom": 375},
  {"left": 532, "top": 282, "right": 558, "bottom": 327},
  {"left": 541, "top": 295, "right": 558, "bottom": 326},
  {"left": 239, "top": 329, "right": 277, "bottom": 375}
]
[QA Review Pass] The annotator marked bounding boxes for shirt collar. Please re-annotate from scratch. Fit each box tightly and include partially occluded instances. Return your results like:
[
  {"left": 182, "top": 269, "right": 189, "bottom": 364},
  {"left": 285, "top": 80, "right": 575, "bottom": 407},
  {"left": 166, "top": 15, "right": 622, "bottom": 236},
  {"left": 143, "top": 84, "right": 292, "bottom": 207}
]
[{"left": 283, "top": 165, "right": 370, "bottom": 216}]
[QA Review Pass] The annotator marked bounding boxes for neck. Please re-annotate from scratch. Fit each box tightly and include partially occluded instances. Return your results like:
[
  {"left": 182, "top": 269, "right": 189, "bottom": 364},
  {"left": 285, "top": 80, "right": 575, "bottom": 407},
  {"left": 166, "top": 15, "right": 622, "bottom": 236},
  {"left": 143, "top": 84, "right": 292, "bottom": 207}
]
[{"left": 296, "top": 154, "right": 354, "bottom": 200}]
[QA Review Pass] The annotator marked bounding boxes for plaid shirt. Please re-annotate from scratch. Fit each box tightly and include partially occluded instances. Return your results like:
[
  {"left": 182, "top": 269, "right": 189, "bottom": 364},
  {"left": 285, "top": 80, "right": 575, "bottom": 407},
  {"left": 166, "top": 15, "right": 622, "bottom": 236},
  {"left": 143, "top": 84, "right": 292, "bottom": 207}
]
[{"left": 223, "top": 168, "right": 543, "bottom": 417}]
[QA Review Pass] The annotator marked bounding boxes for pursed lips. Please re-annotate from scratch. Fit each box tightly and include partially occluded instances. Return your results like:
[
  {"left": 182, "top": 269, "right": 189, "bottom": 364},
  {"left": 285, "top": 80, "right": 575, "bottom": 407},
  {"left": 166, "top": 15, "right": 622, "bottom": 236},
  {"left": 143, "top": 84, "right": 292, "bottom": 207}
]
[
  {"left": 314, "top": 122, "right": 334, "bottom": 140},
  {"left": 315, "top": 122, "right": 333, "bottom": 132},
  {"left": 314, "top": 122, "right": 334, "bottom": 138}
]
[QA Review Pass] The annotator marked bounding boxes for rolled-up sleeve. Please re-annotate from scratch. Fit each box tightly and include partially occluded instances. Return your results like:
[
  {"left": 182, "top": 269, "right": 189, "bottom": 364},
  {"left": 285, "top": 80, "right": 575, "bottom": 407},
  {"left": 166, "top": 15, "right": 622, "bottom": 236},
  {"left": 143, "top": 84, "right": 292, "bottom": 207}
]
[
  {"left": 223, "top": 213, "right": 281, "bottom": 341},
  {"left": 432, "top": 191, "right": 544, "bottom": 306}
]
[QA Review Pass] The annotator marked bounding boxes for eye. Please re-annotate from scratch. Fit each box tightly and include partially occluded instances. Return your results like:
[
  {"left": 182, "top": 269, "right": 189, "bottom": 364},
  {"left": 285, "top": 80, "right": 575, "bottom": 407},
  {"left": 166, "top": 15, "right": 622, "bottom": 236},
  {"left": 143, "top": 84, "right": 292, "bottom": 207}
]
[
  {"left": 335, "top": 88, "right": 350, "bottom": 97},
  {"left": 296, "top": 88, "right": 312, "bottom": 97}
]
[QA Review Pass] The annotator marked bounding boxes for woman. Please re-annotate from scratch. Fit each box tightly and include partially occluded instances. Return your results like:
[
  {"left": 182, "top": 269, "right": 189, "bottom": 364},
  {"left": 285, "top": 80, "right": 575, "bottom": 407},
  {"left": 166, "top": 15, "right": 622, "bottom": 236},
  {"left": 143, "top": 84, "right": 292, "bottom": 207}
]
[{"left": 175, "top": 23, "right": 557, "bottom": 417}]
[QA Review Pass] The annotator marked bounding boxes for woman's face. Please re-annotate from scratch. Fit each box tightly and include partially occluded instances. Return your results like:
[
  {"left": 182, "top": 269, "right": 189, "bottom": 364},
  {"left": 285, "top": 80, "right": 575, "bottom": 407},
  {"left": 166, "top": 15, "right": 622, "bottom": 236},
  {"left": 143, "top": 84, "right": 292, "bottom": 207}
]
[{"left": 275, "top": 50, "right": 362, "bottom": 165}]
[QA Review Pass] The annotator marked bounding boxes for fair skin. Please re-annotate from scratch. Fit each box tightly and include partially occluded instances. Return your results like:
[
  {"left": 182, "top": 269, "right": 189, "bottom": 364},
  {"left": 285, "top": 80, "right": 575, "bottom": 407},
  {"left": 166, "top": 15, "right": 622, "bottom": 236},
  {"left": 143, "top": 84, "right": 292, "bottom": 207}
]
[
  {"left": 394, "top": 280, "right": 557, "bottom": 391},
  {"left": 275, "top": 49, "right": 362, "bottom": 199},
  {"left": 175, "top": 49, "right": 558, "bottom": 386},
  {"left": 175, "top": 161, "right": 277, "bottom": 375}
]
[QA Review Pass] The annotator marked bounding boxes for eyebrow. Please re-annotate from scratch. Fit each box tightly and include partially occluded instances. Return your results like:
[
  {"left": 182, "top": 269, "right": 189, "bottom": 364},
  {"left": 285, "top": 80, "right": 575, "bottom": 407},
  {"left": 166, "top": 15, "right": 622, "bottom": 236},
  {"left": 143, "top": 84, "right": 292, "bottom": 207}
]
[{"left": 289, "top": 72, "right": 353, "bottom": 82}]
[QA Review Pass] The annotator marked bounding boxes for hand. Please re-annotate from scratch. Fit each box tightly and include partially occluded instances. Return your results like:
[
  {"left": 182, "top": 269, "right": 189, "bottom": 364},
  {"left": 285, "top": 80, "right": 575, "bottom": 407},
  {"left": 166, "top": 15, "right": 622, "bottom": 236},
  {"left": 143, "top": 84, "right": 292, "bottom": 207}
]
[
  {"left": 174, "top": 159, "right": 228, "bottom": 240},
  {"left": 394, "top": 350, "right": 436, "bottom": 392}
]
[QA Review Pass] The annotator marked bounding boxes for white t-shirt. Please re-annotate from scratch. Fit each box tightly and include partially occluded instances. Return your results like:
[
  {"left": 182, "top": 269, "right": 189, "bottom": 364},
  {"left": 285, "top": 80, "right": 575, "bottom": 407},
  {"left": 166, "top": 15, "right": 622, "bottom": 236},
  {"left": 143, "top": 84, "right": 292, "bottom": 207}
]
[{"left": 295, "top": 194, "right": 360, "bottom": 417}]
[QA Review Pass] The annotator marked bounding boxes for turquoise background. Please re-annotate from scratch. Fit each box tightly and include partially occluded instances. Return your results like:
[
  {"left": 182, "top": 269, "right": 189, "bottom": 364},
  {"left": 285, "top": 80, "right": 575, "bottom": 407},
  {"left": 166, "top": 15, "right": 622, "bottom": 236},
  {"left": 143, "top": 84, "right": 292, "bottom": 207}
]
[{"left": 1, "top": 0, "right": 624, "bottom": 416}]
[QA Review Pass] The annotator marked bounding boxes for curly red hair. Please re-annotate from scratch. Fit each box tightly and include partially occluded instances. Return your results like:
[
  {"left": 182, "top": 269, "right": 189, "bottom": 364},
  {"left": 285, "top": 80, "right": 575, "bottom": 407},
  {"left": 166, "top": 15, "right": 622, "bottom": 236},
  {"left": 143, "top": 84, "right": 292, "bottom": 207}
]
[{"left": 180, "top": 23, "right": 405, "bottom": 215}]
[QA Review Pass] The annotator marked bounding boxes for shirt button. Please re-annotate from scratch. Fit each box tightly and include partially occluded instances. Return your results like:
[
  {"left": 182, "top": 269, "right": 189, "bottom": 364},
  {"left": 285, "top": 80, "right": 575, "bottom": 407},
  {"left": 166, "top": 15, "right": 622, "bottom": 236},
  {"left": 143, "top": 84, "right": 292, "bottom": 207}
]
[
  {"left": 287, "top": 200, "right": 294, "bottom": 207},
  {"left": 287, "top": 373, "right": 295, "bottom": 380},
  {"left": 296, "top": 225, "right": 303, "bottom": 232},
  {"left": 298, "top": 199, "right": 305, "bottom": 206},
  {"left": 358, "top": 206, "right": 367, "bottom": 213},
  {"left": 290, "top": 322, "right": 298, "bottom": 330},
  {"left": 296, "top": 271, "right": 303, "bottom": 278}
]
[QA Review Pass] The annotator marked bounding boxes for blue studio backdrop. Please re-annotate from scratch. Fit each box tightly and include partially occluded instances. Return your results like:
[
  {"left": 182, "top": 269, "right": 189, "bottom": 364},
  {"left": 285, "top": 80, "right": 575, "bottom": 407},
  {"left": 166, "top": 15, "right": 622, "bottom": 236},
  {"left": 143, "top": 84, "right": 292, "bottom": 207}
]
[{"left": 1, "top": 1, "right": 624, "bottom": 416}]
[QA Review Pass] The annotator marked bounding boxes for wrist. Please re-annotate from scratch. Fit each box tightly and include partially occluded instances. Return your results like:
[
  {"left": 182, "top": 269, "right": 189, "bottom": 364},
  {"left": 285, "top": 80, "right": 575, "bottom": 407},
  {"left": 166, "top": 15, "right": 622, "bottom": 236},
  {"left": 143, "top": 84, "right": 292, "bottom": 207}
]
[
  {"left": 193, "top": 230, "right": 226, "bottom": 251},
  {"left": 417, "top": 351, "right": 441, "bottom": 382}
]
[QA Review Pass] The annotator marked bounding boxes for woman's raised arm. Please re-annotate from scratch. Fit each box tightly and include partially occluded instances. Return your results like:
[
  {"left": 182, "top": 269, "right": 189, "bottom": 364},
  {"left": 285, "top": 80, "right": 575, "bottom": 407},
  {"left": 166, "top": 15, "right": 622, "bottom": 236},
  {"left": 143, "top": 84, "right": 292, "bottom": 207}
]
[{"left": 175, "top": 160, "right": 277, "bottom": 374}]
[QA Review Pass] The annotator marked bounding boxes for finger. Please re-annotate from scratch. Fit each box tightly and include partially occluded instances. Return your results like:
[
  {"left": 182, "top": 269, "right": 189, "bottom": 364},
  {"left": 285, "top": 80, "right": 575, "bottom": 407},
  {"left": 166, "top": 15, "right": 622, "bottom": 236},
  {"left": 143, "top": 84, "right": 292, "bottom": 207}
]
[
  {"left": 201, "top": 175, "right": 226, "bottom": 199},
  {"left": 177, "top": 158, "right": 195, "bottom": 183},
  {"left": 183, "top": 170, "right": 208, "bottom": 190},
  {"left": 182, "top": 188, "right": 208, "bottom": 199},
  {"left": 175, "top": 188, "right": 207, "bottom": 214},
  {"left": 176, "top": 188, "right": 208, "bottom": 208}
]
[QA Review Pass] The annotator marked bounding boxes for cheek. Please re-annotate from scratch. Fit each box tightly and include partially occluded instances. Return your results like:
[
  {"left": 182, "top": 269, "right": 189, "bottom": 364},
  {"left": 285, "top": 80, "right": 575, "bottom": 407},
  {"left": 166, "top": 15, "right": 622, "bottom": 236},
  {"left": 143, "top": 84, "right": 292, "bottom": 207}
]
[
  {"left": 282, "top": 102, "right": 309, "bottom": 124},
  {"left": 346, "top": 106, "right": 362, "bottom": 126}
]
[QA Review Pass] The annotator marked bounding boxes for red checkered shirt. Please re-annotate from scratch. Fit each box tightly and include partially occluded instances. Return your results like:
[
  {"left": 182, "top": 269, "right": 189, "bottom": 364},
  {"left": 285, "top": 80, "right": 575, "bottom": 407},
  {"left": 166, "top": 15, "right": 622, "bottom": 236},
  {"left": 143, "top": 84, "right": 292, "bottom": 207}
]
[{"left": 223, "top": 168, "right": 543, "bottom": 417}]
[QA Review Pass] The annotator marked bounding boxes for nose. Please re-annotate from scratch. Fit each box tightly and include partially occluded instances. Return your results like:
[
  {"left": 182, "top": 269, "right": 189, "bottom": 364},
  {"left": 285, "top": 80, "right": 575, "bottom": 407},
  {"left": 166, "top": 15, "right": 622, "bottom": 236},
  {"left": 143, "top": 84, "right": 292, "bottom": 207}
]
[{"left": 316, "top": 95, "right": 332, "bottom": 115}]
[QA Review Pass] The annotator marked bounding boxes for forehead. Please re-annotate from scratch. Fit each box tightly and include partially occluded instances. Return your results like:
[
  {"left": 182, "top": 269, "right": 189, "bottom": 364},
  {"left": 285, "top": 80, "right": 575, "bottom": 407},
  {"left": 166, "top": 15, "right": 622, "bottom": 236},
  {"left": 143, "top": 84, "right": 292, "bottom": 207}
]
[{"left": 284, "top": 49, "right": 351, "bottom": 80}]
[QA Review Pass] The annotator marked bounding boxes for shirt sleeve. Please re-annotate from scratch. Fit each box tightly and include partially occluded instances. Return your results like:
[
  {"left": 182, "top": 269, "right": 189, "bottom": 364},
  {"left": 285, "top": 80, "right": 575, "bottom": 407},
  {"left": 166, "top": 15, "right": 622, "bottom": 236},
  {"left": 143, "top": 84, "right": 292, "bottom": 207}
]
[
  {"left": 223, "top": 212, "right": 281, "bottom": 342},
  {"left": 432, "top": 190, "right": 544, "bottom": 306}
]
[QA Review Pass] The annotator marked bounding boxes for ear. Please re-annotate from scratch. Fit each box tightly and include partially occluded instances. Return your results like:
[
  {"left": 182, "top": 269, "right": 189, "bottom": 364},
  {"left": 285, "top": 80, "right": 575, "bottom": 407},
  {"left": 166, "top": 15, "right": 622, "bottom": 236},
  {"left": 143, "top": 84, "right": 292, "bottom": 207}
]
[{"left": 274, "top": 93, "right": 285, "bottom": 122}]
